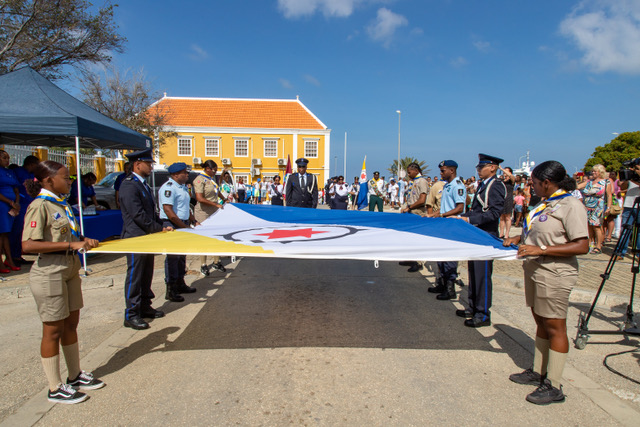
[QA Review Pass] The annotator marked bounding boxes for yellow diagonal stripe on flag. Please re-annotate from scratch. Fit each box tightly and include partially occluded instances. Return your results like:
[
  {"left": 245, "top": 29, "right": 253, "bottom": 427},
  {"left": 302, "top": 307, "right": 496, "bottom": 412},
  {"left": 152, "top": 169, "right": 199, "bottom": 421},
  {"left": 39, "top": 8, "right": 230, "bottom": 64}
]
[{"left": 90, "top": 230, "right": 274, "bottom": 255}]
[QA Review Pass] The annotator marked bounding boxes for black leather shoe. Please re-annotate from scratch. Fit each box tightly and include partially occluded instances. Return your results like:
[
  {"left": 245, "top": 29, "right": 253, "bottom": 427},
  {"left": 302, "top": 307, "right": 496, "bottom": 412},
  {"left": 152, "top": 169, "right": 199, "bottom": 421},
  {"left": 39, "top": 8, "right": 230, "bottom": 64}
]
[
  {"left": 436, "top": 280, "right": 456, "bottom": 300},
  {"left": 464, "top": 317, "right": 491, "bottom": 328},
  {"left": 124, "top": 317, "right": 149, "bottom": 330},
  {"left": 165, "top": 282, "right": 185, "bottom": 302},
  {"left": 456, "top": 309, "right": 473, "bottom": 318},
  {"left": 140, "top": 308, "right": 165, "bottom": 318},
  {"left": 176, "top": 283, "right": 197, "bottom": 294},
  {"left": 428, "top": 277, "right": 445, "bottom": 293},
  {"left": 407, "top": 262, "right": 422, "bottom": 272}
]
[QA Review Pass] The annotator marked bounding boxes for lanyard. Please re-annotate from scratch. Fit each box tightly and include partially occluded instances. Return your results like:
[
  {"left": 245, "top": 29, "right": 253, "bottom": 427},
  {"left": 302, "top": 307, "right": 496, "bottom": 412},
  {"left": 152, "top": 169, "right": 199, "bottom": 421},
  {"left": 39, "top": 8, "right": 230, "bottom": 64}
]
[{"left": 36, "top": 191, "right": 80, "bottom": 238}]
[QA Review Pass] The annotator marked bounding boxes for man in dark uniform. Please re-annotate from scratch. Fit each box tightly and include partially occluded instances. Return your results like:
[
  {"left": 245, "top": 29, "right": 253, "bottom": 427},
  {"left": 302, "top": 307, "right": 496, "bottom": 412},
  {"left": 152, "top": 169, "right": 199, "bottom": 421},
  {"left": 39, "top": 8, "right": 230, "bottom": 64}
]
[
  {"left": 119, "top": 148, "right": 170, "bottom": 330},
  {"left": 455, "top": 153, "right": 506, "bottom": 327},
  {"left": 285, "top": 158, "right": 318, "bottom": 208}
]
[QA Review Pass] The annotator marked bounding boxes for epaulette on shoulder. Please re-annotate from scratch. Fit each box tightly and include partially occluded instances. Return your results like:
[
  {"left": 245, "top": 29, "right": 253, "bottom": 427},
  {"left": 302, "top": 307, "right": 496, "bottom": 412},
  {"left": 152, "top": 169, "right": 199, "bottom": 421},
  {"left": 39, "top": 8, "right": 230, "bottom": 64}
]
[{"left": 166, "top": 181, "right": 173, "bottom": 186}]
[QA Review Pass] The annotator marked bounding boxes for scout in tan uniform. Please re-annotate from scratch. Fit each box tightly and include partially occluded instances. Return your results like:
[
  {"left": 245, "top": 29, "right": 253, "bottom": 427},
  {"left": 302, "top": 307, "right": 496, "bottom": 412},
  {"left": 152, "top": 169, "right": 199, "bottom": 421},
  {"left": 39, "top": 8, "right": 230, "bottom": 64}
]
[
  {"left": 504, "top": 160, "right": 588, "bottom": 405},
  {"left": 193, "top": 160, "right": 226, "bottom": 275},
  {"left": 399, "top": 162, "right": 429, "bottom": 272},
  {"left": 22, "top": 161, "right": 103, "bottom": 404}
]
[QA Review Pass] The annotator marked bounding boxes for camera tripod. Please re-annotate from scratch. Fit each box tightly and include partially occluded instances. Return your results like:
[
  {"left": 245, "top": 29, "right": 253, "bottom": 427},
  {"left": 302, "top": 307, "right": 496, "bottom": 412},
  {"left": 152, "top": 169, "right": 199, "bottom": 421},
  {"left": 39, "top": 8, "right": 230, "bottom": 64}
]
[{"left": 575, "top": 197, "right": 640, "bottom": 349}]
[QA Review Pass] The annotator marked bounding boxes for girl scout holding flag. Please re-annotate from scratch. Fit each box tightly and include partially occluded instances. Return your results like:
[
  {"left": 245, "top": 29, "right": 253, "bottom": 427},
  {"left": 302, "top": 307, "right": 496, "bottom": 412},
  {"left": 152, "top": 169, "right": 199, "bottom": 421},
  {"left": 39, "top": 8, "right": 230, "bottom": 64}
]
[
  {"left": 503, "top": 160, "right": 588, "bottom": 405},
  {"left": 22, "top": 161, "right": 103, "bottom": 404}
]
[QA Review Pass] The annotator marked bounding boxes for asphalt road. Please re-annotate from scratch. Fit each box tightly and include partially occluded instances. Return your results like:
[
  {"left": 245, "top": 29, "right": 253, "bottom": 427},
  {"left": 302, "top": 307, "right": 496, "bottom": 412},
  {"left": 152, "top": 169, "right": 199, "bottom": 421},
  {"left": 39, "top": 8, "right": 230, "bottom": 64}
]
[{"left": 1, "top": 257, "right": 639, "bottom": 426}]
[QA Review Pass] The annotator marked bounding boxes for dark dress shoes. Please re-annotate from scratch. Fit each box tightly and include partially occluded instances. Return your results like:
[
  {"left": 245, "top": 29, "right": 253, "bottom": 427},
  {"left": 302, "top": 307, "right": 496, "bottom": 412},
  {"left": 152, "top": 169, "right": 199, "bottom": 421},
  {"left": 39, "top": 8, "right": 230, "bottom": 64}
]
[
  {"left": 456, "top": 309, "right": 473, "bottom": 318},
  {"left": 407, "top": 262, "right": 422, "bottom": 272},
  {"left": 140, "top": 308, "right": 165, "bottom": 318},
  {"left": 176, "top": 283, "right": 197, "bottom": 294},
  {"left": 124, "top": 317, "right": 150, "bottom": 330},
  {"left": 464, "top": 317, "right": 491, "bottom": 328}
]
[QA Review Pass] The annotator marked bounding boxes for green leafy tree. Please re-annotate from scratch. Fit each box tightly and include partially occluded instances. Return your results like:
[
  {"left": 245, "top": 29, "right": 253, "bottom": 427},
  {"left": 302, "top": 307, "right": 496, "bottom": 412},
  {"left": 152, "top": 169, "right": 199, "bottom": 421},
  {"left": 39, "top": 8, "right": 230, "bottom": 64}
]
[
  {"left": 79, "top": 66, "right": 176, "bottom": 151},
  {"left": 584, "top": 131, "right": 640, "bottom": 171},
  {"left": 0, "top": 0, "right": 125, "bottom": 79},
  {"left": 388, "top": 156, "right": 429, "bottom": 178}
]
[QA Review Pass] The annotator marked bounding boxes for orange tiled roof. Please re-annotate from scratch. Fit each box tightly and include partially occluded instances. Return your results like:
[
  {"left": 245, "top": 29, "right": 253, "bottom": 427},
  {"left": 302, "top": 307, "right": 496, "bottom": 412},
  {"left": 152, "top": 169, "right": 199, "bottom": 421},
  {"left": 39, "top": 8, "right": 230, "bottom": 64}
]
[{"left": 151, "top": 97, "right": 326, "bottom": 130}]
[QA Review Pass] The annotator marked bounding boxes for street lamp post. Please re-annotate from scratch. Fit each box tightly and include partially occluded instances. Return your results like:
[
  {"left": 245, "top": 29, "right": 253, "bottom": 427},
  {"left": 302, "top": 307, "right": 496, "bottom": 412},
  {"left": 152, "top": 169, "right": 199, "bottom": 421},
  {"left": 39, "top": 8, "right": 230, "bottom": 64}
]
[{"left": 396, "top": 110, "right": 401, "bottom": 179}]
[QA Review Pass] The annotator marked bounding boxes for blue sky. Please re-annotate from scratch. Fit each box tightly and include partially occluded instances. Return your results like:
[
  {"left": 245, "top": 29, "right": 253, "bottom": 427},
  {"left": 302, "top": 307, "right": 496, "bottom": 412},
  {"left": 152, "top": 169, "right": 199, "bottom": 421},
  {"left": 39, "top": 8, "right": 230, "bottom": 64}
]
[{"left": 91, "top": 0, "right": 640, "bottom": 180}]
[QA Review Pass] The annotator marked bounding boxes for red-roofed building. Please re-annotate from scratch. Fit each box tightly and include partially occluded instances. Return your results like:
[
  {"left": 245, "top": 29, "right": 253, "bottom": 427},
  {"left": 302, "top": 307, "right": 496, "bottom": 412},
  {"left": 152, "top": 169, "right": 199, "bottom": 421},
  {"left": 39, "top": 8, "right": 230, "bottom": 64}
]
[{"left": 152, "top": 96, "right": 331, "bottom": 187}]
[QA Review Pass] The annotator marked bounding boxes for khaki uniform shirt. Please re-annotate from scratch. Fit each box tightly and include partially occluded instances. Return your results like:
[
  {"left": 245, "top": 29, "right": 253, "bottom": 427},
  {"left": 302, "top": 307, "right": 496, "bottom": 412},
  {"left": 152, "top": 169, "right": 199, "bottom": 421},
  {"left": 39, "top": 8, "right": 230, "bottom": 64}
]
[
  {"left": 23, "top": 198, "right": 79, "bottom": 244},
  {"left": 404, "top": 176, "right": 429, "bottom": 216},
  {"left": 425, "top": 181, "right": 445, "bottom": 215},
  {"left": 193, "top": 174, "right": 219, "bottom": 223},
  {"left": 522, "top": 195, "right": 588, "bottom": 275}
]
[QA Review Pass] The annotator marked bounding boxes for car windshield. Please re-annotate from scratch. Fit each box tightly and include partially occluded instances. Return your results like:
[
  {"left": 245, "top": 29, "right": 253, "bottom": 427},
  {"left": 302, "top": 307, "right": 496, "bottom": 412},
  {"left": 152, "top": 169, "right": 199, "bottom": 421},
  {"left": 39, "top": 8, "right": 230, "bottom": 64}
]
[{"left": 97, "top": 172, "right": 122, "bottom": 187}]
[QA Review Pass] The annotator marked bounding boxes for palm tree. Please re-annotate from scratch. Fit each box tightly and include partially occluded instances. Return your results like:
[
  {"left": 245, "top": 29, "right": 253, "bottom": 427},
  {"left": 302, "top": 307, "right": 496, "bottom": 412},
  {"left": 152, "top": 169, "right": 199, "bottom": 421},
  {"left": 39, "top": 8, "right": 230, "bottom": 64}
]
[{"left": 388, "top": 156, "right": 429, "bottom": 178}]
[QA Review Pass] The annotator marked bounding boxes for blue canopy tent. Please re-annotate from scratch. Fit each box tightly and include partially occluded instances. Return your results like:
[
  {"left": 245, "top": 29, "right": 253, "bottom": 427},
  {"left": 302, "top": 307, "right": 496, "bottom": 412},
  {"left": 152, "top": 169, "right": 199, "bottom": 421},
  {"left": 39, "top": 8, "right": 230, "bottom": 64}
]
[{"left": 0, "top": 66, "right": 152, "bottom": 273}]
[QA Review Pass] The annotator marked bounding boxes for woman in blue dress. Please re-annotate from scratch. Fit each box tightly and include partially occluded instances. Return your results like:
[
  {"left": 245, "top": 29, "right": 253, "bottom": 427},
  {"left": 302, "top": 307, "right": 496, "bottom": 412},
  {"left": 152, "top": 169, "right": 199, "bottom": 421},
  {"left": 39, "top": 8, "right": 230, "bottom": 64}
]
[{"left": 0, "top": 150, "right": 21, "bottom": 273}]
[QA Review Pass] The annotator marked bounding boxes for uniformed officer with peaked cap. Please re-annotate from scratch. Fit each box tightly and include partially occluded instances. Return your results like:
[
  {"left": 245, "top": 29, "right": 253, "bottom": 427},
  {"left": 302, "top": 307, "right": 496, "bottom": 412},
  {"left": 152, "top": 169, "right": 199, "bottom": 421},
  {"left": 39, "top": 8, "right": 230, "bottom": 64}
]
[
  {"left": 158, "top": 162, "right": 197, "bottom": 302},
  {"left": 285, "top": 158, "right": 318, "bottom": 208},
  {"left": 119, "top": 148, "right": 168, "bottom": 330},
  {"left": 455, "top": 153, "right": 506, "bottom": 327}
]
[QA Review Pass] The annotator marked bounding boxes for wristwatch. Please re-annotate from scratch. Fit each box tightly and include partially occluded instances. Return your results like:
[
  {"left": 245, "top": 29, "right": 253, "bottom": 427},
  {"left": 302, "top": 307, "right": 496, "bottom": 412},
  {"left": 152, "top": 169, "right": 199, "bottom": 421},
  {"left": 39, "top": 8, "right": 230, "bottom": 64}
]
[{"left": 540, "top": 245, "right": 547, "bottom": 254}]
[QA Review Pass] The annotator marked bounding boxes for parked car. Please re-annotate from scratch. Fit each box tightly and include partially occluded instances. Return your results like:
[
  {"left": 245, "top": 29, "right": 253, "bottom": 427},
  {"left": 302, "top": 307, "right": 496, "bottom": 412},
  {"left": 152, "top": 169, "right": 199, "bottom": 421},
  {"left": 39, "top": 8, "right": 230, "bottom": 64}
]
[
  {"left": 94, "top": 172, "right": 121, "bottom": 209},
  {"left": 94, "top": 170, "right": 204, "bottom": 209}
]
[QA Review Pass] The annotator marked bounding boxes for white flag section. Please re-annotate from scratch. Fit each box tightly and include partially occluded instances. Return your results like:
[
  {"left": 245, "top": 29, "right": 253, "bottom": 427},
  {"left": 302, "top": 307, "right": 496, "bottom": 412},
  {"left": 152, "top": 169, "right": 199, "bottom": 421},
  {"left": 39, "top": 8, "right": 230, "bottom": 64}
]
[{"left": 92, "top": 204, "right": 517, "bottom": 261}]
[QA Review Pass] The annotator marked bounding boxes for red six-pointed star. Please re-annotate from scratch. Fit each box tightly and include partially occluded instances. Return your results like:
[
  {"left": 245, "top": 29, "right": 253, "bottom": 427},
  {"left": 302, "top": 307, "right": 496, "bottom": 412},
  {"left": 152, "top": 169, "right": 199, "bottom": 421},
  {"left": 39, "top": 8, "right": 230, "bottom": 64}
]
[{"left": 255, "top": 228, "right": 329, "bottom": 240}]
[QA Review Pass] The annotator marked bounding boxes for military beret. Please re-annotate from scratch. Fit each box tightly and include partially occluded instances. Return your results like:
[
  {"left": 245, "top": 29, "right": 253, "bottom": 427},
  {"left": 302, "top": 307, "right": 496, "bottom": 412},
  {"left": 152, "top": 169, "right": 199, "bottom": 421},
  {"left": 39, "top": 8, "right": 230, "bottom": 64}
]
[
  {"left": 167, "top": 162, "right": 188, "bottom": 173},
  {"left": 438, "top": 160, "right": 458, "bottom": 168}
]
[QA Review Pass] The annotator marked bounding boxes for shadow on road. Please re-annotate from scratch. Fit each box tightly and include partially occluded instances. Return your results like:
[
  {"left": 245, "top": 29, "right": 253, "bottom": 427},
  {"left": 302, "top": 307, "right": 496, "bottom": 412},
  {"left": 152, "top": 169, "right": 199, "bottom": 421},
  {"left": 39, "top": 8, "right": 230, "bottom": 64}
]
[{"left": 168, "top": 259, "right": 514, "bottom": 354}]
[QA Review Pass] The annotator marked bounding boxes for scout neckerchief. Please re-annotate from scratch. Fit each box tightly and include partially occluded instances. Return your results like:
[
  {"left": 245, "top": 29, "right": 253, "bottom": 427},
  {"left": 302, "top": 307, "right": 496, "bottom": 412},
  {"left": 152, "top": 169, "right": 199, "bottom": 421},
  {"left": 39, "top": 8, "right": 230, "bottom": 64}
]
[
  {"left": 406, "top": 174, "right": 423, "bottom": 194},
  {"left": 523, "top": 189, "right": 571, "bottom": 238},
  {"left": 198, "top": 172, "right": 221, "bottom": 202},
  {"left": 36, "top": 189, "right": 79, "bottom": 238}
]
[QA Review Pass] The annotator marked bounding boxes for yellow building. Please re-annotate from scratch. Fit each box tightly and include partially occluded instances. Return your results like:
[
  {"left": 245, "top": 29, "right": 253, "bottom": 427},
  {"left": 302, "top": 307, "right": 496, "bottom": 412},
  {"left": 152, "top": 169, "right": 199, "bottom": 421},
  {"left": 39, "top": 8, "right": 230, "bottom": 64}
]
[{"left": 151, "top": 96, "right": 331, "bottom": 185}]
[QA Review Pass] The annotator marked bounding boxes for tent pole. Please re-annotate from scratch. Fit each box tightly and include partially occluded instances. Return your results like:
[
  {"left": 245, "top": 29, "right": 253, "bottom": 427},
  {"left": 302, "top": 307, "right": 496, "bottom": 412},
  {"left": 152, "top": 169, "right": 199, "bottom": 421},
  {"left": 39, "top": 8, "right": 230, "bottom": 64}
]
[{"left": 75, "top": 136, "right": 89, "bottom": 276}]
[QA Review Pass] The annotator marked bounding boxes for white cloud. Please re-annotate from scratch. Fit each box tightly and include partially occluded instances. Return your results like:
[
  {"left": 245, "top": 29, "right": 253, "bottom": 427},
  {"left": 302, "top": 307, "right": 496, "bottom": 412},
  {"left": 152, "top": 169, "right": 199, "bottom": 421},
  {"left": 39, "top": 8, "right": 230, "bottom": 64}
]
[
  {"left": 450, "top": 56, "right": 468, "bottom": 68},
  {"left": 471, "top": 35, "right": 491, "bottom": 53},
  {"left": 188, "top": 44, "right": 209, "bottom": 61},
  {"left": 559, "top": 0, "right": 640, "bottom": 74},
  {"left": 279, "top": 78, "right": 294, "bottom": 89},
  {"left": 411, "top": 27, "right": 424, "bottom": 36},
  {"left": 304, "top": 74, "right": 321, "bottom": 86},
  {"left": 366, "top": 7, "right": 408, "bottom": 47},
  {"left": 278, "top": 0, "right": 365, "bottom": 18}
]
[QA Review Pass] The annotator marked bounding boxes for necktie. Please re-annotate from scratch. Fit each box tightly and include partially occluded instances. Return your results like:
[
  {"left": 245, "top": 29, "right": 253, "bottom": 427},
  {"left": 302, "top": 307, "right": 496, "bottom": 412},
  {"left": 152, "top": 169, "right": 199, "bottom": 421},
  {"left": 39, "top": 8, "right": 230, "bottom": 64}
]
[{"left": 301, "top": 174, "right": 306, "bottom": 188}]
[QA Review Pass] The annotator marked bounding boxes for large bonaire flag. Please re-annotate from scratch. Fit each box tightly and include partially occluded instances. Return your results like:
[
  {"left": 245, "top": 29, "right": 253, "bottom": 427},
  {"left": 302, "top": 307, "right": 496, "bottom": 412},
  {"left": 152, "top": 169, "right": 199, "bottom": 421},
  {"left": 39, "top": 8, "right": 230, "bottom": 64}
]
[
  {"left": 91, "top": 204, "right": 516, "bottom": 261},
  {"left": 356, "top": 157, "right": 368, "bottom": 210}
]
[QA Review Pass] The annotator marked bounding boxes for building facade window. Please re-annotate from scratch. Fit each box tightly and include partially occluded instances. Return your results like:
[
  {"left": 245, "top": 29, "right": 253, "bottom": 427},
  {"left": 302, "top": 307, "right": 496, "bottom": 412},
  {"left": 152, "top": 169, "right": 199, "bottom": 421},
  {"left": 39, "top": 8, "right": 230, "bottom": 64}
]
[
  {"left": 264, "top": 140, "right": 278, "bottom": 157},
  {"left": 235, "top": 174, "right": 250, "bottom": 187},
  {"left": 304, "top": 139, "right": 318, "bottom": 158},
  {"left": 205, "top": 139, "right": 219, "bottom": 157},
  {"left": 235, "top": 139, "right": 248, "bottom": 157},
  {"left": 178, "top": 138, "right": 192, "bottom": 156}
]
